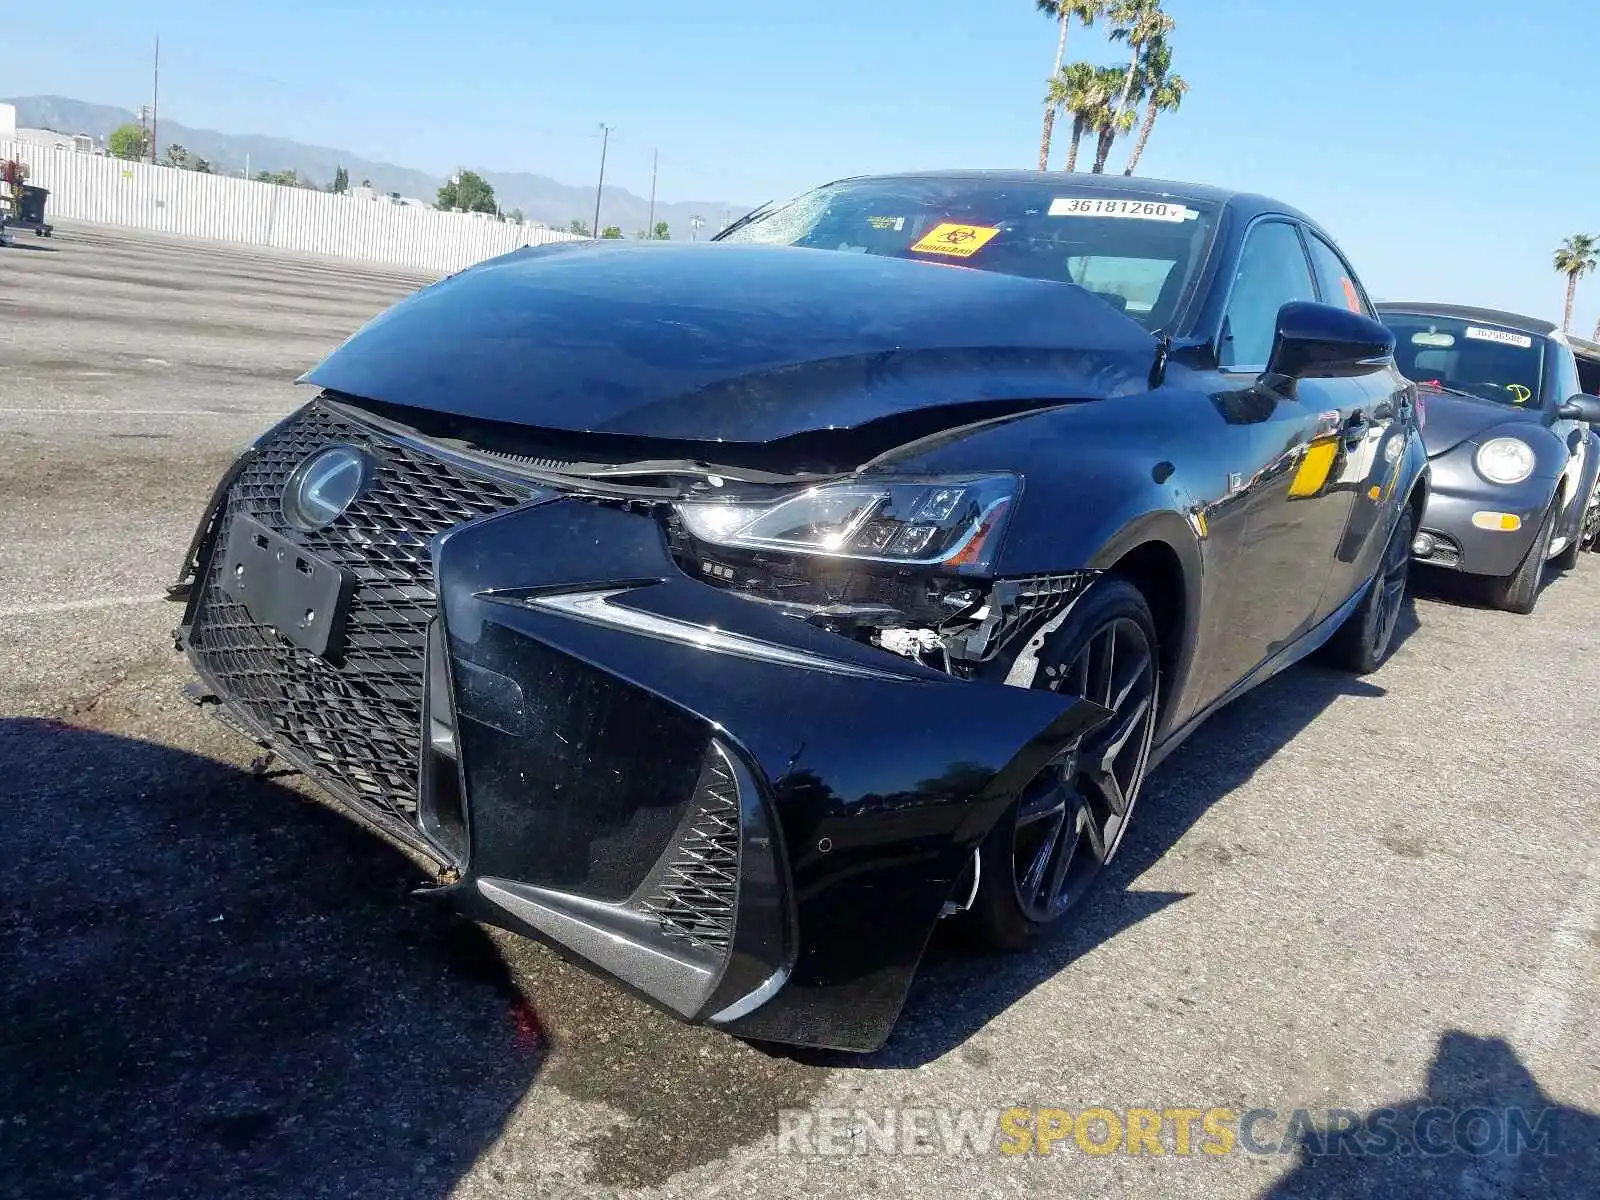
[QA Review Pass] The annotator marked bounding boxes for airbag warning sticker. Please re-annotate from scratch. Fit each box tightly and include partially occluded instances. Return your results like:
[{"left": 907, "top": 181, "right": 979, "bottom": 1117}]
[{"left": 909, "top": 223, "right": 1000, "bottom": 258}]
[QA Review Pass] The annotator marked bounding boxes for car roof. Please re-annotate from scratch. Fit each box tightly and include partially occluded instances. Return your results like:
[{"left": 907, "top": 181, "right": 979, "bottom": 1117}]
[
  {"left": 1568, "top": 331, "right": 1600, "bottom": 360},
  {"left": 829, "top": 170, "right": 1316, "bottom": 225},
  {"left": 1375, "top": 301, "right": 1558, "bottom": 338}
]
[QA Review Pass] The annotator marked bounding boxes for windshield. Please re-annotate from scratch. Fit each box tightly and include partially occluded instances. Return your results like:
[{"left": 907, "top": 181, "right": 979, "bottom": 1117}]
[
  {"left": 1382, "top": 313, "right": 1546, "bottom": 407},
  {"left": 716, "top": 178, "right": 1219, "bottom": 331}
]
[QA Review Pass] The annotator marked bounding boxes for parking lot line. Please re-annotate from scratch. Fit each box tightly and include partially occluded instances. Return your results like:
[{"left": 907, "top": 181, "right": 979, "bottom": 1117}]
[
  {"left": 0, "top": 594, "right": 170, "bottom": 619},
  {"left": 0, "top": 407, "right": 290, "bottom": 418}
]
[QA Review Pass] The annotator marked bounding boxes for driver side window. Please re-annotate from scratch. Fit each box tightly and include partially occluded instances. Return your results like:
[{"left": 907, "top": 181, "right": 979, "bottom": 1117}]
[{"left": 1219, "top": 221, "right": 1316, "bottom": 370}]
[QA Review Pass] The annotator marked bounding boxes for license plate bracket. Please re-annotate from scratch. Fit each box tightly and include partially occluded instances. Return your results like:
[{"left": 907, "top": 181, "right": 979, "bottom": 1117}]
[{"left": 218, "top": 514, "right": 356, "bottom": 660}]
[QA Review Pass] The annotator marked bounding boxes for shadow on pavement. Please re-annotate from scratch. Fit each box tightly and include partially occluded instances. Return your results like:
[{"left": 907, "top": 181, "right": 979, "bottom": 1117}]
[
  {"left": 0, "top": 718, "right": 542, "bottom": 1200},
  {"left": 866, "top": 648, "right": 1399, "bottom": 1068},
  {"left": 1260, "top": 1032, "right": 1600, "bottom": 1198}
]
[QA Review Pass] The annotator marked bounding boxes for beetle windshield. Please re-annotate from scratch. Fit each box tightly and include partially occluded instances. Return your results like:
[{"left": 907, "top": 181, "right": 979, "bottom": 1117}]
[
  {"left": 1383, "top": 313, "right": 1546, "bottom": 407},
  {"left": 716, "top": 178, "right": 1219, "bottom": 331}
]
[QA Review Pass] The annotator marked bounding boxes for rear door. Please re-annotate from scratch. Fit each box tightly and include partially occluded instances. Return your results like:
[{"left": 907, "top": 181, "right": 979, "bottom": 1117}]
[
  {"left": 1547, "top": 341, "right": 1593, "bottom": 554},
  {"left": 1193, "top": 218, "right": 1355, "bottom": 703},
  {"left": 1301, "top": 229, "right": 1412, "bottom": 618}
]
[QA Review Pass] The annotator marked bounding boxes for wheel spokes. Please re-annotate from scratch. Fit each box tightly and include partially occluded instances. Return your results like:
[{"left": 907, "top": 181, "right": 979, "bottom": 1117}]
[{"left": 1013, "top": 612, "right": 1159, "bottom": 921}]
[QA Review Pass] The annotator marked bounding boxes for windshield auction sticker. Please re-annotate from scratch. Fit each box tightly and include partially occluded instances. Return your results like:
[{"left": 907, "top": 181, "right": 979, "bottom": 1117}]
[
  {"left": 1049, "top": 197, "right": 1197, "bottom": 221},
  {"left": 1464, "top": 326, "right": 1534, "bottom": 349},
  {"left": 909, "top": 223, "right": 1001, "bottom": 258}
]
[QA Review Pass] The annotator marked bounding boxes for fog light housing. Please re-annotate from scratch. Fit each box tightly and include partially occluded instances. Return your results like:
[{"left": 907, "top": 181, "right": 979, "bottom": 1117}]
[
  {"left": 1471, "top": 511, "right": 1523, "bottom": 532},
  {"left": 1412, "top": 532, "right": 1436, "bottom": 557}
]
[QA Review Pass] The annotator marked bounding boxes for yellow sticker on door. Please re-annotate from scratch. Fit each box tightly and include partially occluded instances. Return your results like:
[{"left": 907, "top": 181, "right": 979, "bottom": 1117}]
[{"left": 909, "top": 223, "right": 1000, "bottom": 258}]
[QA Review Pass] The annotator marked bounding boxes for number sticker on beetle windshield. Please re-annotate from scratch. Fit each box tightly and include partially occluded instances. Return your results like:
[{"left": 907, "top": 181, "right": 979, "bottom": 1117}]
[
  {"left": 1464, "top": 326, "right": 1534, "bottom": 349},
  {"left": 1049, "top": 197, "right": 1198, "bottom": 222},
  {"left": 909, "top": 223, "right": 1001, "bottom": 258}
]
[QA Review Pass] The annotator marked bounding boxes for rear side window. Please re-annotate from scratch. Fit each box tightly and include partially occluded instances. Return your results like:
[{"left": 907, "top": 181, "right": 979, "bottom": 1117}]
[
  {"left": 1305, "top": 232, "right": 1374, "bottom": 318},
  {"left": 1220, "top": 221, "right": 1316, "bottom": 370},
  {"left": 1551, "top": 343, "right": 1582, "bottom": 405}
]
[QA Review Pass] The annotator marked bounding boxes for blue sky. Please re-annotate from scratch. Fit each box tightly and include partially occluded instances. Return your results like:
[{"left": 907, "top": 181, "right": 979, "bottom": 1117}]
[{"left": 8, "top": 1, "right": 1600, "bottom": 331}]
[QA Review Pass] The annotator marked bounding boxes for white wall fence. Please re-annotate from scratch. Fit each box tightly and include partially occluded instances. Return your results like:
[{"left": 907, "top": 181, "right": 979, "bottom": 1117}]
[{"left": 1, "top": 139, "right": 583, "bottom": 273}]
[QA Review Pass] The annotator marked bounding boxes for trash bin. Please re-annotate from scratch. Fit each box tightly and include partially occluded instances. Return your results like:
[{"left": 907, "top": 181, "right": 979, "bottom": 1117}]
[{"left": 19, "top": 185, "right": 49, "bottom": 226}]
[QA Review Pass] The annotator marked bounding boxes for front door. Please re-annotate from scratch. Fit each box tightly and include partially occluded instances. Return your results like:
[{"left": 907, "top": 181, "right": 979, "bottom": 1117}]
[{"left": 1196, "top": 219, "right": 1360, "bottom": 704}]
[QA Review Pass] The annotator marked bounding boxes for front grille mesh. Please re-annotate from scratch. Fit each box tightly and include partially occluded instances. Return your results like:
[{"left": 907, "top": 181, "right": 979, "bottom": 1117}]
[
  {"left": 642, "top": 752, "right": 741, "bottom": 949},
  {"left": 187, "top": 402, "right": 532, "bottom": 830}
]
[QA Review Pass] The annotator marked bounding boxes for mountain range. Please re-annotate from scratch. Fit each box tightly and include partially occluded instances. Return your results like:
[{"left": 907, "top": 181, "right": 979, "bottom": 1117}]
[{"left": 4, "top": 95, "right": 752, "bottom": 240}]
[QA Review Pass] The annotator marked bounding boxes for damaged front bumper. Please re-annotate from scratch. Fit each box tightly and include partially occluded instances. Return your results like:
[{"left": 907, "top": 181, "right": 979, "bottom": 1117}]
[{"left": 176, "top": 402, "right": 1108, "bottom": 1051}]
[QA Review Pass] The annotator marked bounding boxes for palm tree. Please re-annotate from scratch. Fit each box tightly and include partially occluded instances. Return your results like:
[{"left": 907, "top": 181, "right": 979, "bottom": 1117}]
[
  {"left": 1553, "top": 234, "right": 1598, "bottom": 333},
  {"left": 1103, "top": 0, "right": 1174, "bottom": 169},
  {"left": 1046, "top": 62, "right": 1108, "bottom": 172},
  {"left": 1035, "top": 1, "right": 1107, "bottom": 170},
  {"left": 1090, "top": 70, "right": 1141, "bottom": 175},
  {"left": 1122, "top": 37, "right": 1187, "bottom": 175}
]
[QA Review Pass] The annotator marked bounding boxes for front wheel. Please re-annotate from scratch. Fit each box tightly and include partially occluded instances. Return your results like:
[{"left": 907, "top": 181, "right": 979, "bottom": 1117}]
[
  {"left": 968, "top": 578, "right": 1159, "bottom": 951},
  {"left": 1323, "top": 502, "right": 1412, "bottom": 675},
  {"left": 1487, "top": 502, "right": 1556, "bottom": 614}
]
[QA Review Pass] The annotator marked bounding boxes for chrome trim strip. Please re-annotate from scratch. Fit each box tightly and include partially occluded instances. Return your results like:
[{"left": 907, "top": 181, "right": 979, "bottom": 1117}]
[
  {"left": 708, "top": 966, "right": 791, "bottom": 1024},
  {"left": 522, "top": 588, "right": 930, "bottom": 682}
]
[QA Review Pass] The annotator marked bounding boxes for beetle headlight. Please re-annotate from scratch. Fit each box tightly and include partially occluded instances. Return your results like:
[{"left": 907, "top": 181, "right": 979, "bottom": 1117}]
[
  {"left": 675, "top": 474, "right": 1018, "bottom": 573},
  {"left": 1474, "top": 437, "right": 1536, "bottom": 485}
]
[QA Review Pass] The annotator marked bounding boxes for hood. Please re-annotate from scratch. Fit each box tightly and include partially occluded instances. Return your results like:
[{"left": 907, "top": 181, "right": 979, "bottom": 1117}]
[
  {"left": 1418, "top": 389, "right": 1542, "bottom": 457},
  {"left": 302, "top": 241, "right": 1157, "bottom": 442}
]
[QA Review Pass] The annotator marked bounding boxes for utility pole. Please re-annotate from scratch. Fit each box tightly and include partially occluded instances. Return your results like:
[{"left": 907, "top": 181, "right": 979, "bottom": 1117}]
[
  {"left": 646, "top": 149, "right": 657, "bottom": 239},
  {"left": 591, "top": 123, "right": 611, "bottom": 239},
  {"left": 151, "top": 35, "right": 160, "bottom": 163},
  {"left": 689, "top": 214, "right": 705, "bottom": 242}
]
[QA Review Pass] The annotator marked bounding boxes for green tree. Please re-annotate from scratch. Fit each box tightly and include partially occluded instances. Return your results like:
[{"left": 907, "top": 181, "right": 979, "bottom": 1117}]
[
  {"left": 567, "top": 219, "right": 592, "bottom": 236},
  {"left": 108, "top": 122, "right": 146, "bottom": 162},
  {"left": 163, "top": 143, "right": 190, "bottom": 168},
  {"left": 652, "top": 220, "right": 671, "bottom": 240},
  {"left": 360, "top": 178, "right": 372, "bottom": 188},
  {"left": 1034, "top": 1, "right": 1106, "bottom": 171},
  {"left": 508, "top": 208, "right": 525, "bottom": 224},
  {"left": 1046, "top": 61, "right": 1110, "bottom": 173},
  {"left": 1553, "top": 235, "right": 1598, "bottom": 333},
  {"left": 328, "top": 165, "right": 349, "bottom": 194},
  {"left": 1122, "top": 36, "right": 1187, "bottom": 175},
  {"left": 1100, "top": 0, "right": 1173, "bottom": 172},
  {"left": 600, "top": 225, "right": 623, "bottom": 239},
  {"left": 191, "top": 157, "right": 213, "bottom": 174},
  {"left": 436, "top": 169, "right": 497, "bottom": 214}
]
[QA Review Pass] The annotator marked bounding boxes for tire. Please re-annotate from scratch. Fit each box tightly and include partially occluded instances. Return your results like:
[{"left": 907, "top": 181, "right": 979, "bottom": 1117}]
[
  {"left": 968, "top": 578, "right": 1159, "bottom": 951},
  {"left": 1323, "top": 502, "right": 1413, "bottom": 675},
  {"left": 1577, "top": 482, "right": 1600, "bottom": 554},
  {"left": 1486, "top": 502, "right": 1557, "bottom": 614},
  {"left": 1552, "top": 505, "right": 1582, "bottom": 571}
]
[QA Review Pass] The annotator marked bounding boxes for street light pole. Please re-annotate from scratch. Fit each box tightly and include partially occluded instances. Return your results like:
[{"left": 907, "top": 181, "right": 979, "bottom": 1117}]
[
  {"left": 591, "top": 123, "right": 612, "bottom": 238},
  {"left": 151, "top": 36, "right": 160, "bottom": 163},
  {"left": 646, "top": 149, "right": 657, "bottom": 239}
]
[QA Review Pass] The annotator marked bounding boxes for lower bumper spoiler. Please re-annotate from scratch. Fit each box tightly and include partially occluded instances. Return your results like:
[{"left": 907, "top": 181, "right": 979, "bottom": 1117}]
[{"left": 422, "top": 499, "right": 1109, "bottom": 1051}]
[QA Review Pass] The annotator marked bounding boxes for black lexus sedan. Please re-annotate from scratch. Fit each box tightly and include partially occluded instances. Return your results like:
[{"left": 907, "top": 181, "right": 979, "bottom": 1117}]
[
  {"left": 1377, "top": 303, "right": 1600, "bottom": 612},
  {"left": 173, "top": 173, "right": 1426, "bottom": 1052}
]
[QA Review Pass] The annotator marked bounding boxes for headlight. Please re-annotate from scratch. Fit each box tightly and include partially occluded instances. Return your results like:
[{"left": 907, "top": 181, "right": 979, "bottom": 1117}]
[
  {"left": 1474, "top": 437, "right": 1536, "bottom": 485},
  {"left": 674, "top": 474, "right": 1018, "bottom": 572}
]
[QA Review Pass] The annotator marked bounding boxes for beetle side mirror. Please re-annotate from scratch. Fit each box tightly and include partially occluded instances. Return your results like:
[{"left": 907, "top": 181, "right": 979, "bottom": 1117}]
[
  {"left": 1557, "top": 393, "right": 1600, "bottom": 423},
  {"left": 1266, "top": 301, "right": 1396, "bottom": 381}
]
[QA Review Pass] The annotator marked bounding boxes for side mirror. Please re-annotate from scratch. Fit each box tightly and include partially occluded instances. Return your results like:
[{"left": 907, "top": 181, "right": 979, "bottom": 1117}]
[
  {"left": 1557, "top": 393, "right": 1600, "bottom": 423},
  {"left": 1266, "top": 300, "right": 1396, "bottom": 380}
]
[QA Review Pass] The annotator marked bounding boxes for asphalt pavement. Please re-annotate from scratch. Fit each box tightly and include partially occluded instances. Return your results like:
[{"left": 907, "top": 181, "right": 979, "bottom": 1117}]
[{"left": 1, "top": 224, "right": 1596, "bottom": 1200}]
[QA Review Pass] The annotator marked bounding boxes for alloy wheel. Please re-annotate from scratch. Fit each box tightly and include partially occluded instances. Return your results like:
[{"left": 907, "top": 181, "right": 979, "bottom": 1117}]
[
  {"left": 1370, "top": 509, "right": 1412, "bottom": 660},
  {"left": 1012, "top": 617, "right": 1157, "bottom": 923}
]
